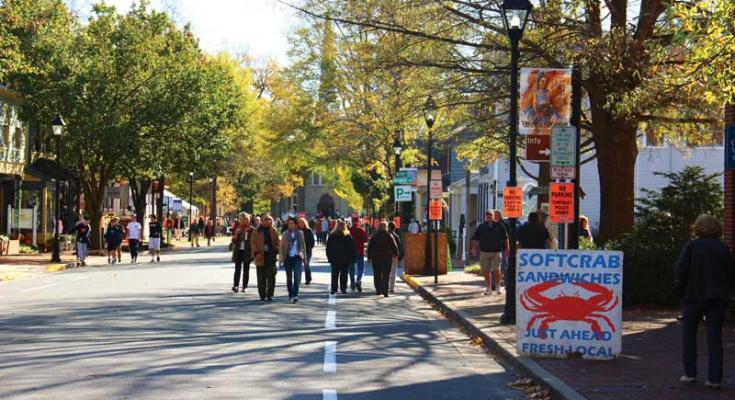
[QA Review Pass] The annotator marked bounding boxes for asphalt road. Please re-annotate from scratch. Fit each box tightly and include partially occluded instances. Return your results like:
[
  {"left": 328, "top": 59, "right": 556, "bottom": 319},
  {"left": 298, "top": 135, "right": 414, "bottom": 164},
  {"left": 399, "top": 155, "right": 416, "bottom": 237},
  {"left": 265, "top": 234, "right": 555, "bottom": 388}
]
[{"left": 0, "top": 243, "right": 524, "bottom": 400}]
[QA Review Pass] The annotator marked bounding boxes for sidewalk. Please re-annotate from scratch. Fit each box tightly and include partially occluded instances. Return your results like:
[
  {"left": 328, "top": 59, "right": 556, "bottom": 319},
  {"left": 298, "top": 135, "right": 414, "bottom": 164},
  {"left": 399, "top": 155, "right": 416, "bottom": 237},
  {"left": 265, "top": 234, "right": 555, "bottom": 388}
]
[
  {"left": 404, "top": 271, "right": 734, "bottom": 400},
  {"left": 0, "top": 239, "right": 190, "bottom": 282}
]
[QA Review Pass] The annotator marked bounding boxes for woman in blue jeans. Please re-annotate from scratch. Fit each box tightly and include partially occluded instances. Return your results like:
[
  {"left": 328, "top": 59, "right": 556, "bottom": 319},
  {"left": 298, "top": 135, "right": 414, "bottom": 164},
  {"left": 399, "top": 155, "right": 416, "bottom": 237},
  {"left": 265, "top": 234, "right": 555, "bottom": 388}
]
[
  {"left": 675, "top": 214, "right": 733, "bottom": 390},
  {"left": 279, "top": 217, "right": 306, "bottom": 304}
]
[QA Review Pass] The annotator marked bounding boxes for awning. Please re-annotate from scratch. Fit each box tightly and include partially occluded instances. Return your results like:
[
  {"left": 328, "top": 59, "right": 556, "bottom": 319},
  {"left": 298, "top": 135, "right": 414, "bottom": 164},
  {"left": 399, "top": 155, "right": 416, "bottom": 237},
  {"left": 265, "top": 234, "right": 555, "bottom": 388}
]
[{"left": 26, "top": 158, "right": 75, "bottom": 181}]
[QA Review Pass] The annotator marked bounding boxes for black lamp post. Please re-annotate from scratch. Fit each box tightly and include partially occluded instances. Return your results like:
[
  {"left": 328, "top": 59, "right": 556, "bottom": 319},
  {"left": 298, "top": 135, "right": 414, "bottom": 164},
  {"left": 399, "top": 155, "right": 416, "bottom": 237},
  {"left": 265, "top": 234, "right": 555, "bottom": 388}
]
[
  {"left": 500, "top": 0, "right": 533, "bottom": 325},
  {"left": 393, "top": 129, "right": 403, "bottom": 224},
  {"left": 188, "top": 171, "right": 194, "bottom": 243},
  {"left": 422, "top": 96, "right": 436, "bottom": 281},
  {"left": 50, "top": 114, "right": 66, "bottom": 263}
]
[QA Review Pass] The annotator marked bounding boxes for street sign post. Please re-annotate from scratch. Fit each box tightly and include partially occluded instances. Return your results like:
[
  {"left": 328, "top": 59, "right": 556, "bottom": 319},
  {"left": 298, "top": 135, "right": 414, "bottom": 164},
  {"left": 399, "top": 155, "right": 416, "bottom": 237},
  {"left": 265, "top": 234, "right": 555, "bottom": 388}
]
[
  {"left": 549, "top": 182, "right": 574, "bottom": 223},
  {"left": 394, "top": 185, "right": 413, "bottom": 202},
  {"left": 551, "top": 126, "right": 577, "bottom": 179},
  {"left": 726, "top": 125, "right": 735, "bottom": 170},
  {"left": 526, "top": 135, "right": 551, "bottom": 161},
  {"left": 503, "top": 187, "right": 523, "bottom": 218},
  {"left": 429, "top": 199, "right": 442, "bottom": 220},
  {"left": 394, "top": 168, "right": 418, "bottom": 186},
  {"left": 429, "top": 180, "right": 442, "bottom": 199}
]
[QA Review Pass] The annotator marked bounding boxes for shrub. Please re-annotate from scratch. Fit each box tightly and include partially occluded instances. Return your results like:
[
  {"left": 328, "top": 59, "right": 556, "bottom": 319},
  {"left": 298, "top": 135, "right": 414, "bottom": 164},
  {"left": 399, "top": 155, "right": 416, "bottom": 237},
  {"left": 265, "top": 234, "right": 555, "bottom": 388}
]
[
  {"left": 19, "top": 245, "right": 39, "bottom": 254},
  {"left": 614, "top": 166, "right": 723, "bottom": 307},
  {"left": 464, "top": 263, "right": 481, "bottom": 275}
]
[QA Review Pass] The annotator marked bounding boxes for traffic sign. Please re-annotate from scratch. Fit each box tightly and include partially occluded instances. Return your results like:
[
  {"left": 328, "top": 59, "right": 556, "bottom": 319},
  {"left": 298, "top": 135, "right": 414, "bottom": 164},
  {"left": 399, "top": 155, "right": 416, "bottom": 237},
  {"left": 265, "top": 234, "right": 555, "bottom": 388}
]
[
  {"left": 430, "top": 180, "right": 442, "bottom": 199},
  {"left": 394, "top": 168, "right": 418, "bottom": 185},
  {"left": 395, "top": 185, "right": 412, "bottom": 202},
  {"left": 503, "top": 187, "right": 523, "bottom": 218},
  {"left": 551, "top": 126, "right": 576, "bottom": 167},
  {"left": 429, "top": 199, "right": 442, "bottom": 220},
  {"left": 726, "top": 125, "right": 735, "bottom": 170},
  {"left": 526, "top": 135, "right": 551, "bottom": 161},
  {"left": 549, "top": 183, "right": 574, "bottom": 223},
  {"left": 551, "top": 166, "right": 575, "bottom": 180}
]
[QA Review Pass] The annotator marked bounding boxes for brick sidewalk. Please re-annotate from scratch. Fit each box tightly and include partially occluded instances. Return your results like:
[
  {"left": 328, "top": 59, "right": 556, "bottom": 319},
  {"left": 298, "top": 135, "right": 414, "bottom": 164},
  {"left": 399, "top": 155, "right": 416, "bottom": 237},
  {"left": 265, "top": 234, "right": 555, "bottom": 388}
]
[{"left": 406, "top": 271, "right": 734, "bottom": 400}]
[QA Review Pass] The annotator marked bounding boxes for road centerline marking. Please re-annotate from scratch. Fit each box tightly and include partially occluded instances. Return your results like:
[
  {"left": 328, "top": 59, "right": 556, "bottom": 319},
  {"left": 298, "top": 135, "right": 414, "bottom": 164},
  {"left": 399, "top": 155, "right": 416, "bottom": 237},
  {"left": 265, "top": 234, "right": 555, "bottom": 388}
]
[
  {"left": 323, "top": 389, "right": 338, "bottom": 400},
  {"left": 325, "top": 310, "right": 336, "bottom": 330},
  {"left": 328, "top": 293, "right": 336, "bottom": 305},
  {"left": 324, "top": 341, "right": 337, "bottom": 373}
]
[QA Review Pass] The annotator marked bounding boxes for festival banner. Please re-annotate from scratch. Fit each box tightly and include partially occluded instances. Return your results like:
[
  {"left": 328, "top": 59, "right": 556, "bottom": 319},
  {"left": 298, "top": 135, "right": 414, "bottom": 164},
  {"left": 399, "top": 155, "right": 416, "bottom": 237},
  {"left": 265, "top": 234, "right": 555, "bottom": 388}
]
[
  {"left": 520, "top": 68, "right": 572, "bottom": 135},
  {"left": 516, "top": 249, "right": 624, "bottom": 360}
]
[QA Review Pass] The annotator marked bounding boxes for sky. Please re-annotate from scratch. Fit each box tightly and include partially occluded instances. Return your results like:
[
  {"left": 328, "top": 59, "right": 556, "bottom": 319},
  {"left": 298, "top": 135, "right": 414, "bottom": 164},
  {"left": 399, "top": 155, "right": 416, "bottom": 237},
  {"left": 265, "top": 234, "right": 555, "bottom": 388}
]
[{"left": 65, "top": 0, "right": 299, "bottom": 65}]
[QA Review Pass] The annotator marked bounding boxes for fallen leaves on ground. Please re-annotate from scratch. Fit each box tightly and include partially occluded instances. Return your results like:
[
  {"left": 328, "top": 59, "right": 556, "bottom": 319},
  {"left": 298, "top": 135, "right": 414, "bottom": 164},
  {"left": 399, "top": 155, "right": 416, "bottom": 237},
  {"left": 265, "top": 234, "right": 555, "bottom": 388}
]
[{"left": 509, "top": 378, "right": 552, "bottom": 400}]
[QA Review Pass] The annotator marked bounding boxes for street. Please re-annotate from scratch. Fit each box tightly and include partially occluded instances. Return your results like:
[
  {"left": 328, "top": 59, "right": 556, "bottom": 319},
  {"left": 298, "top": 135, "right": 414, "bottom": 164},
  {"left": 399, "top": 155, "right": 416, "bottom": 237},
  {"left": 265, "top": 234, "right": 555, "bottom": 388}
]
[{"left": 0, "top": 244, "right": 523, "bottom": 400}]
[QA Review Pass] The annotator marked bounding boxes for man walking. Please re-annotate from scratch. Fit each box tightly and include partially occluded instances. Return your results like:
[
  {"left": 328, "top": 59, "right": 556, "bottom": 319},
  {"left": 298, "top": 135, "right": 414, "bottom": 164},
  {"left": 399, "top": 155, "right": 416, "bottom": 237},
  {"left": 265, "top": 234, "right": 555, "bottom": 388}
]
[
  {"left": 367, "top": 222, "right": 398, "bottom": 297},
  {"left": 148, "top": 214, "right": 163, "bottom": 263},
  {"left": 252, "top": 214, "right": 280, "bottom": 301},
  {"left": 349, "top": 216, "right": 369, "bottom": 292},
  {"left": 388, "top": 221, "right": 404, "bottom": 294},
  {"left": 471, "top": 209, "right": 509, "bottom": 296},
  {"left": 70, "top": 216, "right": 91, "bottom": 266},
  {"left": 126, "top": 214, "right": 142, "bottom": 263}
]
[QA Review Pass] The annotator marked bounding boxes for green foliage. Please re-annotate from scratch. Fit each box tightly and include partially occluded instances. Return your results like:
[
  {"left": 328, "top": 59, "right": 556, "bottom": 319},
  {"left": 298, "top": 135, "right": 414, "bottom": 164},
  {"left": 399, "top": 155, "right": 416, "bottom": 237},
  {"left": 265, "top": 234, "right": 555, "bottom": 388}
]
[
  {"left": 19, "top": 244, "right": 38, "bottom": 254},
  {"left": 445, "top": 227, "right": 456, "bottom": 256},
  {"left": 614, "top": 167, "right": 723, "bottom": 307}
]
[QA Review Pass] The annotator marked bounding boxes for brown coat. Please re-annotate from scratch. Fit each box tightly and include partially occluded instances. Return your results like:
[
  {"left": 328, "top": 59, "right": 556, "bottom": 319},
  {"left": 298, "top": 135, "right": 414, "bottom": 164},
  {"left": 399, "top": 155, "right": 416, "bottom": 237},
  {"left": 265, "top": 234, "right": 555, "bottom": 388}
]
[
  {"left": 367, "top": 229, "right": 399, "bottom": 265},
  {"left": 251, "top": 225, "right": 280, "bottom": 267}
]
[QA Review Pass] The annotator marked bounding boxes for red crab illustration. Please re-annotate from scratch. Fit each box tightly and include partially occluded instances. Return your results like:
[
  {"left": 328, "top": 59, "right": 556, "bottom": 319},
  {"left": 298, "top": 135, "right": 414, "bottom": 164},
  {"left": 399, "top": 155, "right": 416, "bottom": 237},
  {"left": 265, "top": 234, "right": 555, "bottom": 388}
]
[{"left": 520, "top": 280, "right": 618, "bottom": 339}]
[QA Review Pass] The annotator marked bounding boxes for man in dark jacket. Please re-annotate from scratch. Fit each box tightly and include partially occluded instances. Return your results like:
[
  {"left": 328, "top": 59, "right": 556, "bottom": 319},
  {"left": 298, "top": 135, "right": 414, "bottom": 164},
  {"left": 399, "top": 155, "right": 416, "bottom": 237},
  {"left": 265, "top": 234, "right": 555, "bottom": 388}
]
[
  {"left": 367, "top": 221, "right": 399, "bottom": 297},
  {"left": 388, "top": 221, "right": 404, "bottom": 293},
  {"left": 326, "top": 221, "right": 355, "bottom": 294}
]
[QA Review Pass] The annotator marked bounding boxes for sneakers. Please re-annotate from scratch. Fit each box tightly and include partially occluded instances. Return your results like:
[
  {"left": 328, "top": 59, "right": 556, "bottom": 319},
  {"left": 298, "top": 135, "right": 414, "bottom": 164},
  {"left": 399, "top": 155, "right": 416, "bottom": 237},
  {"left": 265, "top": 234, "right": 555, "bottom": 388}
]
[
  {"left": 232, "top": 286, "right": 238, "bottom": 293},
  {"left": 240, "top": 288, "right": 246, "bottom": 294},
  {"left": 356, "top": 282, "right": 362, "bottom": 292},
  {"left": 704, "top": 381, "right": 722, "bottom": 390},
  {"left": 157, "top": 256, "right": 160, "bottom": 262},
  {"left": 484, "top": 287, "right": 491, "bottom": 296},
  {"left": 679, "top": 376, "right": 696, "bottom": 385},
  {"left": 495, "top": 288, "right": 502, "bottom": 296}
]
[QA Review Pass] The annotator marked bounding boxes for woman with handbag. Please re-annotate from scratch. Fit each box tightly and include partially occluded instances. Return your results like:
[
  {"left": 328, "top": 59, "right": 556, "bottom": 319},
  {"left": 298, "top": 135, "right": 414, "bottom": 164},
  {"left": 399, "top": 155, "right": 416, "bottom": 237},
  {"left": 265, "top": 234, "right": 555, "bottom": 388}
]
[{"left": 675, "top": 214, "right": 733, "bottom": 389}]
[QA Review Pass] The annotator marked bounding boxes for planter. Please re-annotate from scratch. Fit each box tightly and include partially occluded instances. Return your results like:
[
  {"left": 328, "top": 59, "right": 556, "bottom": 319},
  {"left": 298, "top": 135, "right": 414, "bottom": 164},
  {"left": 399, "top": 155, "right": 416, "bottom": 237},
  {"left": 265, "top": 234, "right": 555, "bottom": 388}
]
[{"left": 0, "top": 239, "right": 20, "bottom": 255}]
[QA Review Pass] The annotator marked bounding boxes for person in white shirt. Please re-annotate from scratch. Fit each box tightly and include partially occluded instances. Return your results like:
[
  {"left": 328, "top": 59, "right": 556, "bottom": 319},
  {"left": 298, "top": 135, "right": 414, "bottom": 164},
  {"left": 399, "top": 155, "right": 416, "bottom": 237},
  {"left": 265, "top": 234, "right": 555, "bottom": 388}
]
[
  {"left": 126, "top": 215, "right": 142, "bottom": 263},
  {"left": 408, "top": 219, "right": 420, "bottom": 234}
]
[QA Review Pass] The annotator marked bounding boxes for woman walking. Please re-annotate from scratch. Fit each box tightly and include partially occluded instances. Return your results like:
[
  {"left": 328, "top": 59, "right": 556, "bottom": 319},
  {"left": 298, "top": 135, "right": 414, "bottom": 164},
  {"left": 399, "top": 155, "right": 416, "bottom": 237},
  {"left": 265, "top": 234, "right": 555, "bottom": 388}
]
[
  {"left": 105, "top": 218, "right": 124, "bottom": 264},
  {"left": 231, "top": 213, "right": 254, "bottom": 293},
  {"left": 298, "top": 217, "right": 315, "bottom": 285},
  {"left": 70, "top": 216, "right": 91, "bottom": 266},
  {"left": 326, "top": 221, "right": 355, "bottom": 294},
  {"left": 279, "top": 217, "right": 306, "bottom": 303},
  {"left": 367, "top": 221, "right": 398, "bottom": 297},
  {"left": 675, "top": 214, "right": 733, "bottom": 389}
]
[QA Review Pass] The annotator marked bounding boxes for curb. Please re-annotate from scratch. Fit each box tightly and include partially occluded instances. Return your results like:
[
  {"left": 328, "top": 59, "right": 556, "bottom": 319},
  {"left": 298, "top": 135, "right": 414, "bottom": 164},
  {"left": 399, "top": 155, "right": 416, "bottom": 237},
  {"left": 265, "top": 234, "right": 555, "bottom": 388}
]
[{"left": 402, "top": 273, "right": 587, "bottom": 400}]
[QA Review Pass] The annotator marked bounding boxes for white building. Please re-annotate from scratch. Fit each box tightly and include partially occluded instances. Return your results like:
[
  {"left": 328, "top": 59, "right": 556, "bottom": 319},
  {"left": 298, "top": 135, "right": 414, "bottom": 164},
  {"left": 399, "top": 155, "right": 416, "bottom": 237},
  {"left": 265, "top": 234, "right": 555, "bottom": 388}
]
[{"left": 447, "top": 139, "right": 725, "bottom": 240}]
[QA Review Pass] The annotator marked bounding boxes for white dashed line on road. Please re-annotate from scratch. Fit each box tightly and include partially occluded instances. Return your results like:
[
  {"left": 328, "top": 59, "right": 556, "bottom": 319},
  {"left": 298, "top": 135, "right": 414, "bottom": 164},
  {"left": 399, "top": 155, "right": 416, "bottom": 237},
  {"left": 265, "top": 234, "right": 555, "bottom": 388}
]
[
  {"left": 328, "top": 293, "right": 336, "bottom": 305},
  {"left": 20, "top": 283, "right": 60, "bottom": 293},
  {"left": 325, "top": 310, "right": 336, "bottom": 330},
  {"left": 324, "top": 341, "right": 337, "bottom": 373},
  {"left": 323, "top": 389, "right": 338, "bottom": 400}
]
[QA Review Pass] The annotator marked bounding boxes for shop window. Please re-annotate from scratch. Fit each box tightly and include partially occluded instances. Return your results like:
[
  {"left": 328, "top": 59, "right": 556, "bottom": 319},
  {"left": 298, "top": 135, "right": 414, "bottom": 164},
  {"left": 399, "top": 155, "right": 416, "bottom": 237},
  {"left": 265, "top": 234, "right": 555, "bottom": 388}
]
[
  {"left": 2, "top": 124, "right": 9, "bottom": 146},
  {"left": 14, "top": 127, "right": 22, "bottom": 148}
]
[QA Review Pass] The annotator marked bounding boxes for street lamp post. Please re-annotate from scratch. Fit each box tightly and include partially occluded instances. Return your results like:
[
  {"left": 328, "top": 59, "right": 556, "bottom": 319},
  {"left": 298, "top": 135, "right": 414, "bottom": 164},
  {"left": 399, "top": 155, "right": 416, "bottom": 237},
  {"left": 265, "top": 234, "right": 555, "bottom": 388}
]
[
  {"left": 393, "top": 129, "right": 403, "bottom": 228},
  {"left": 208, "top": 176, "right": 214, "bottom": 221},
  {"left": 50, "top": 114, "right": 66, "bottom": 263},
  {"left": 423, "top": 96, "right": 436, "bottom": 280},
  {"left": 500, "top": 0, "right": 533, "bottom": 324},
  {"left": 188, "top": 172, "right": 194, "bottom": 243}
]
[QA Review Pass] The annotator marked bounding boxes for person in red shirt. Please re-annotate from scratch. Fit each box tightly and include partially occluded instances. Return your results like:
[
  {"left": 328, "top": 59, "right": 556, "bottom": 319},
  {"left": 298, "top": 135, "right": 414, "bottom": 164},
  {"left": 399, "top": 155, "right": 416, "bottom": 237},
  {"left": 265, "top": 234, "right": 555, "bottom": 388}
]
[{"left": 348, "top": 216, "right": 369, "bottom": 292}]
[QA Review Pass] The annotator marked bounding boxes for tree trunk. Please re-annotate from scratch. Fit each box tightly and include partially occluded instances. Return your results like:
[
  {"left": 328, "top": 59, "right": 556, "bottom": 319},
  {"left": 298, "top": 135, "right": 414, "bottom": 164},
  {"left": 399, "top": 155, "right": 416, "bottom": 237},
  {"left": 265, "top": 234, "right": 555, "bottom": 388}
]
[
  {"left": 592, "top": 115, "right": 638, "bottom": 243},
  {"left": 129, "top": 176, "right": 152, "bottom": 221}
]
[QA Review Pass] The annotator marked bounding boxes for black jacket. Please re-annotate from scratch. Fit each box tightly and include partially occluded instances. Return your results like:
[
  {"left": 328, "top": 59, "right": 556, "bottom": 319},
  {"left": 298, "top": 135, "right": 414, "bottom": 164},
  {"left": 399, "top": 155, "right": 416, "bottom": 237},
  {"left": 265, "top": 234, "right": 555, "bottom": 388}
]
[
  {"left": 675, "top": 238, "right": 734, "bottom": 301},
  {"left": 302, "top": 227, "right": 315, "bottom": 250},
  {"left": 367, "top": 230, "right": 398, "bottom": 265},
  {"left": 326, "top": 232, "right": 356, "bottom": 266},
  {"left": 389, "top": 230, "right": 404, "bottom": 260}
]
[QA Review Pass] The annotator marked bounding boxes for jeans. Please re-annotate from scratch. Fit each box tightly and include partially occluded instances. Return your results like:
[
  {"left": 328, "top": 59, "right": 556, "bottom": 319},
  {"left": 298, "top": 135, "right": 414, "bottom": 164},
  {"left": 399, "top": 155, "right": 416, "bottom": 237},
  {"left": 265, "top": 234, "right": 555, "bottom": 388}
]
[
  {"left": 349, "top": 255, "right": 365, "bottom": 288},
  {"left": 284, "top": 256, "right": 303, "bottom": 298},
  {"left": 682, "top": 299, "right": 727, "bottom": 383},
  {"left": 331, "top": 263, "right": 349, "bottom": 293},
  {"left": 257, "top": 253, "right": 276, "bottom": 300},
  {"left": 233, "top": 251, "right": 251, "bottom": 288},
  {"left": 128, "top": 239, "right": 139, "bottom": 260},
  {"left": 304, "top": 249, "right": 312, "bottom": 283},
  {"left": 76, "top": 242, "right": 88, "bottom": 263}
]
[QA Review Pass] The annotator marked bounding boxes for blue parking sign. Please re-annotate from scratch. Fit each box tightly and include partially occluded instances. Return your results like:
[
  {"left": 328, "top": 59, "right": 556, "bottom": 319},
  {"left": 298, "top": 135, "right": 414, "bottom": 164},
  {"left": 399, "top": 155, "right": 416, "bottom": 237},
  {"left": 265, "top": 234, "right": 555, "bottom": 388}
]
[{"left": 726, "top": 125, "right": 735, "bottom": 170}]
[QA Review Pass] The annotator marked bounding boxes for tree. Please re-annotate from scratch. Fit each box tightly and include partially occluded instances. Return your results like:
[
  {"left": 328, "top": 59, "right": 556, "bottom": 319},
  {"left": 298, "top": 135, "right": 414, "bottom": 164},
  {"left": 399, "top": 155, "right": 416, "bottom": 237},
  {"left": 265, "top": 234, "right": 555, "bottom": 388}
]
[{"left": 288, "top": 0, "right": 730, "bottom": 242}]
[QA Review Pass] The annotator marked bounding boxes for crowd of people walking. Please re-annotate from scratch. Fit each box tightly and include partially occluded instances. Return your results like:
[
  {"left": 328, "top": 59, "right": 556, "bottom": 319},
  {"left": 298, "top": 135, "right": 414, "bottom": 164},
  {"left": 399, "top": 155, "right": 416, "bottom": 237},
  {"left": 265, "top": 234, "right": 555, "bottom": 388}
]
[{"left": 229, "top": 212, "right": 403, "bottom": 302}]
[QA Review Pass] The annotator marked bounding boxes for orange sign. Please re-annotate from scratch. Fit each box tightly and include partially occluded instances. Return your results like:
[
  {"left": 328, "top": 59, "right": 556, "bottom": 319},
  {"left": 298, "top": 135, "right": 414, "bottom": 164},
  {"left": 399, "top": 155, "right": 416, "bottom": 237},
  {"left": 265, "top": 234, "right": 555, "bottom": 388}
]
[
  {"left": 429, "top": 199, "right": 442, "bottom": 220},
  {"left": 503, "top": 187, "right": 523, "bottom": 218},
  {"left": 392, "top": 216, "right": 401, "bottom": 228},
  {"left": 549, "top": 183, "right": 575, "bottom": 223}
]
